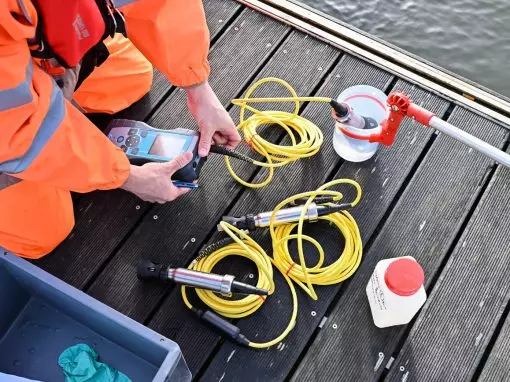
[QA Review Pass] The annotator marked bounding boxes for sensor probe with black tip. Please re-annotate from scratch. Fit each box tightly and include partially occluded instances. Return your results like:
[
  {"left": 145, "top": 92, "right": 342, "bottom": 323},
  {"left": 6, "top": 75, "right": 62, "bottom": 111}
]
[
  {"left": 218, "top": 201, "right": 351, "bottom": 231},
  {"left": 137, "top": 260, "right": 268, "bottom": 296}
]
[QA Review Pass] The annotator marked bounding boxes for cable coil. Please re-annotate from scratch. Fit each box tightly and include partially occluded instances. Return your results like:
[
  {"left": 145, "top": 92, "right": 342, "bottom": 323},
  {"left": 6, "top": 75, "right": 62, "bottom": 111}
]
[
  {"left": 181, "top": 179, "right": 363, "bottom": 348},
  {"left": 226, "top": 77, "right": 333, "bottom": 188},
  {"left": 271, "top": 179, "right": 363, "bottom": 301}
]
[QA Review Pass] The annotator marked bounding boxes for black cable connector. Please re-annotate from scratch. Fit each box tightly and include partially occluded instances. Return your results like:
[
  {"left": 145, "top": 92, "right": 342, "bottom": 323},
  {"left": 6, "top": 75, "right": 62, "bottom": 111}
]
[
  {"left": 220, "top": 214, "right": 257, "bottom": 231},
  {"left": 231, "top": 280, "right": 268, "bottom": 296},
  {"left": 329, "top": 99, "right": 350, "bottom": 119},
  {"left": 192, "top": 308, "right": 250, "bottom": 346},
  {"left": 196, "top": 237, "right": 235, "bottom": 262},
  {"left": 209, "top": 145, "right": 254, "bottom": 163},
  {"left": 289, "top": 196, "right": 338, "bottom": 206},
  {"left": 137, "top": 260, "right": 170, "bottom": 281},
  {"left": 316, "top": 203, "right": 352, "bottom": 217}
]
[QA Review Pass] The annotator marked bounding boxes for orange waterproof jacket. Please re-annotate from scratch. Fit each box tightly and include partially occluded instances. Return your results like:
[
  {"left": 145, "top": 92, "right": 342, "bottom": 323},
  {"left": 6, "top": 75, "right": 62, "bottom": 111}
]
[{"left": 0, "top": 0, "right": 210, "bottom": 193}]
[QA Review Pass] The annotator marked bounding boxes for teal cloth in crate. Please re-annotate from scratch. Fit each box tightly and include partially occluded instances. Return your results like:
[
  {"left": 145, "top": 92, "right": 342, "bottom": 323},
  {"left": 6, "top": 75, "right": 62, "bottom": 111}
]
[{"left": 58, "top": 344, "right": 131, "bottom": 382}]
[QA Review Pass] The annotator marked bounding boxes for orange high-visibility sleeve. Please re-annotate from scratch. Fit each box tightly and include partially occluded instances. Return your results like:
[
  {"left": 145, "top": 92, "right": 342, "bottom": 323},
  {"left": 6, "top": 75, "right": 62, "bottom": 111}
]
[
  {"left": 0, "top": 0, "right": 130, "bottom": 193},
  {"left": 119, "top": 0, "right": 211, "bottom": 88}
]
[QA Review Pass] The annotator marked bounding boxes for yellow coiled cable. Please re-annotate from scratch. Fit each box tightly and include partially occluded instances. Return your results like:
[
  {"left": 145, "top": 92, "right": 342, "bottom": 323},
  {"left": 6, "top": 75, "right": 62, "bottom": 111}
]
[
  {"left": 270, "top": 179, "right": 363, "bottom": 301},
  {"left": 181, "top": 179, "right": 363, "bottom": 348},
  {"left": 226, "top": 77, "right": 332, "bottom": 188}
]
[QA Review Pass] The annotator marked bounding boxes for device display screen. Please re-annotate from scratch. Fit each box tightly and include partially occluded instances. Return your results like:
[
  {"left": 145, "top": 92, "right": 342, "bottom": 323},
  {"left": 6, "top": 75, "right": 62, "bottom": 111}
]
[{"left": 149, "top": 135, "right": 188, "bottom": 158}]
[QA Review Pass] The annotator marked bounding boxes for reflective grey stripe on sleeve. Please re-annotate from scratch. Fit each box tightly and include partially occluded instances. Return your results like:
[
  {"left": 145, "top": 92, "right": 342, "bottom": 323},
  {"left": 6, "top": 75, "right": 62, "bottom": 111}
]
[
  {"left": 0, "top": 173, "right": 21, "bottom": 191},
  {"left": 113, "top": 0, "right": 141, "bottom": 7},
  {"left": 16, "top": 0, "right": 33, "bottom": 25},
  {"left": 0, "top": 80, "right": 65, "bottom": 173},
  {"left": 0, "top": 63, "right": 33, "bottom": 112}
]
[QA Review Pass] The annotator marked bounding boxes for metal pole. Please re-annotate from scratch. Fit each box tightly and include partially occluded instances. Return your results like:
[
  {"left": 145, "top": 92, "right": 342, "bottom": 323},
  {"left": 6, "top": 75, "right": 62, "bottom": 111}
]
[{"left": 429, "top": 116, "right": 510, "bottom": 167}]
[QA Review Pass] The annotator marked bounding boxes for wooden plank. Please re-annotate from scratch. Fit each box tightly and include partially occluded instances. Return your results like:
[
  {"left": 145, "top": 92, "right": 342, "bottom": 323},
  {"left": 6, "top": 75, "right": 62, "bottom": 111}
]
[
  {"left": 386, "top": 161, "right": 510, "bottom": 381},
  {"left": 117, "top": 0, "right": 244, "bottom": 121},
  {"left": 85, "top": 12, "right": 300, "bottom": 320},
  {"left": 87, "top": 31, "right": 341, "bottom": 376},
  {"left": 37, "top": 0, "right": 245, "bottom": 287},
  {"left": 480, "top": 309, "right": 510, "bottom": 382},
  {"left": 147, "top": 54, "right": 389, "bottom": 377},
  {"left": 291, "top": 108, "right": 508, "bottom": 382},
  {"left": 198, "top": 79, "right": 452, "bottom": 381}
]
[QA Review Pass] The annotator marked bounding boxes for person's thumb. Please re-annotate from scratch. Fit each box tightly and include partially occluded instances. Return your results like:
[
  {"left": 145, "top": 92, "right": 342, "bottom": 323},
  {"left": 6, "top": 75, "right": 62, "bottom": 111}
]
[
  {"left": 165, "top": 151, "right": 194, "bottom": 174},
  {"left": 198, "top": 128, "right": 214, "bottom": 157}
]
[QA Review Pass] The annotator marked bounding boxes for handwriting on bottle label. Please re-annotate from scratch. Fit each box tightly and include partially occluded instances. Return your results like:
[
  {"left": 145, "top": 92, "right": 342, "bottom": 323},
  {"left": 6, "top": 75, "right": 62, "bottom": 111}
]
[{"left": 370, "top": 272, "right": 387, "bottom": 310}]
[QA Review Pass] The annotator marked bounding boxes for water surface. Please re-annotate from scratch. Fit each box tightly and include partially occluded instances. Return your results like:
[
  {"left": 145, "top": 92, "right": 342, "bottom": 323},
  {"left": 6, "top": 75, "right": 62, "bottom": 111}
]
[{"left": 298, "top": 0, "right": 510, "bottom": 97}]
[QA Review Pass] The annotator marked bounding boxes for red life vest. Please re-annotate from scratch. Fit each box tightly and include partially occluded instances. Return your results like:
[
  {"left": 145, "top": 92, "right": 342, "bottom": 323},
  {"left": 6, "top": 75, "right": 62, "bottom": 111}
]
[{"left": 29, "top": 0, "right": 127, "bottom": 88}]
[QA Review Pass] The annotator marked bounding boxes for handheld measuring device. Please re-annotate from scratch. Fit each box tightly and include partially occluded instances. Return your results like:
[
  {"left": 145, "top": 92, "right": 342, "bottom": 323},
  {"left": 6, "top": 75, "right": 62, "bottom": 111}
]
[{"left": 105, "top": 119, "right": 207, "bottom": 183}]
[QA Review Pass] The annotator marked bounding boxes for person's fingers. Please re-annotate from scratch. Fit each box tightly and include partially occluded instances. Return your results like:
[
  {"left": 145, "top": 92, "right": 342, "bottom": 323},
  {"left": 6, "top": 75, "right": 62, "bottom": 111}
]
[
  {"left": 162, "top": 184, "right": 191, "bottom": 203},
  {"left": 212, "top": 132, "right": 228, "bottom": 146},
  {"left": 198, "top": 127, "right": 215, "bottom": 157},
  {"left": 164, "top": 151, "right": 194, "bottom": 174},
  {"left": 225, "top": 130, "right": 242, "bottom": 150},
  {"left": 175, "top": 187, "right": 192, "bottom": 197}
]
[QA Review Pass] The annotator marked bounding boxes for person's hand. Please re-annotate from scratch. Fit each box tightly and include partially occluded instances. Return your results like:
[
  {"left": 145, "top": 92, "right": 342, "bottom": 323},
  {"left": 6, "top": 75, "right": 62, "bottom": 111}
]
[
  {"left": 61, "top": 64, "right": 81, "bottom": 101},
  {"left": 120, "top": 152, "right": 194, "bottom": 203},
  {"left": 185, "top": 81, "right": 241, "bottom": 157}
]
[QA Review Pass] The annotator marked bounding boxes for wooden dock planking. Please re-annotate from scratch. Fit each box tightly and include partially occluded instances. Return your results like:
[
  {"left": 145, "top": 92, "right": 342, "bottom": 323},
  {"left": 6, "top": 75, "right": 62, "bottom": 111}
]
[
  {"left": 37, "top": 189, "right": 149, "bottom": 289},
  {"left": 386, "top": 155, "right": 510, "bottom": 381},
  {"left": 147, "top": 54, "right": 391, "bottom": 378},
  {"left": 201, "top": 79, "right": 451, "bottom": 382},
  {"left": 292, "top": 108, "right": 508, "bottom": 381},
  {"left": 114, "top": 27, "right": 342, "bottom": 368},
  {"left": 84, "top": 9, "right": 291, "bottom": 321},
  {"left": 479, "top": 299, "right": 510, "bottom": 382},
  {"left": 31, "top": 2, "right": 510, "bottom": 381}
]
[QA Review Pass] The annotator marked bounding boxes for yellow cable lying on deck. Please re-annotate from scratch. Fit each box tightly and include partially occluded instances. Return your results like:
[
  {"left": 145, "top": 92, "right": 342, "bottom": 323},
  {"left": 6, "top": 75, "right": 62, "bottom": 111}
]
[
  {"left": 270, "top": 179, "right": 363, "bottom": 301},
  {"left": 225, "top": 77, "right": 332, "bottom": 188},
  {"left": 181, "top": 179, "right": 363, "bottom": 348}
]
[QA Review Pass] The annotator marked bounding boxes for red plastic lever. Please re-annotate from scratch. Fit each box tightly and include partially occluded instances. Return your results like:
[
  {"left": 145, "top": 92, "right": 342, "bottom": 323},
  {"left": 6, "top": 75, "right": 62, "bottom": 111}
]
[
  {"left": 377, "top": 92, "right": 436, "bottom": 145},
  {"left": 336, "top": 90, "right": 437, "bottom": 146},
  {"left": 378, "top": 92, "right": 411, "bottom": 145},
  {"left": 407, "top": 103, "right": 435, "bottom": 127}
]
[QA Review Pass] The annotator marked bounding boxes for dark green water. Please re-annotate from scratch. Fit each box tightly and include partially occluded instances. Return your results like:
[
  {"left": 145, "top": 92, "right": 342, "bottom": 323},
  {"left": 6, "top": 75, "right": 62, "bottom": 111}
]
[{"left": 297, "top": 0, "right": 510, "bottom": 97}]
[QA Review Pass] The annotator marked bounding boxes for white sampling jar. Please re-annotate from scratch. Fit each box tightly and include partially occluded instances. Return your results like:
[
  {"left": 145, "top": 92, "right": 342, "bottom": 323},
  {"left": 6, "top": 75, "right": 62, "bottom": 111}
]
[
  {"left": 366, "top": 256, "right": 426, "bottom": 328},
  {"left": 333, "top": 85, "right": 388, "bottom": 162}
]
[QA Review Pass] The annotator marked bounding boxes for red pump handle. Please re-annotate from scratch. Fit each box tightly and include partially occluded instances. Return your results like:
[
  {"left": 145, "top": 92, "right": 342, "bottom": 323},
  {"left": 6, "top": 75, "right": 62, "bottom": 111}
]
[
  {"left": 378, "top": 92, "right": 436, "bottom": 146},
  {"left": 338, "top": 91, "right": 436, "bottom": 146}
]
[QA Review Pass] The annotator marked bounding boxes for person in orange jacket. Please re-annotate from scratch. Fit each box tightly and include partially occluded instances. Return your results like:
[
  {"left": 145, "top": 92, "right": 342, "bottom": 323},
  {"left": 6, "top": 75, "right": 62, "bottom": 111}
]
[{"left": 0, "top": 0, "right": 241, "bottom": 259}]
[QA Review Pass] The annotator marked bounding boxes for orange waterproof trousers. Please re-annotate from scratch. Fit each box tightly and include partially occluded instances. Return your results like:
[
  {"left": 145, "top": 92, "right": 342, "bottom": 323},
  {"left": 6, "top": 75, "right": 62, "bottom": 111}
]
[
  {"left": 1, "top": 0, "right": 210, "bottom": 260},
  {"left": 0, "top": 35, "right": 152, "bottom": 259}
]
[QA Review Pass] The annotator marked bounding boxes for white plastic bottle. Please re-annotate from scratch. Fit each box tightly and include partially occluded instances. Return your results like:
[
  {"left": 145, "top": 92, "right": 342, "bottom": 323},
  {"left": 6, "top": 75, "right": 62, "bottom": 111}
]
[
  {"left": 333, "top": 85, "right": 388, "bottom": 162},
  {"left": 366, "top": 256, "right": 427, "bottom": 328}
]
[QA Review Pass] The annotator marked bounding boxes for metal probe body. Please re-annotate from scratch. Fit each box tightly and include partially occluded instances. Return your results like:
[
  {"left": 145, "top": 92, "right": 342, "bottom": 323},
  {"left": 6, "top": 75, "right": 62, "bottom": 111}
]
[
  {"left": 168, "top": 268, "right": 235, "bottom": 295},
  {"left": 255, "top": 203, "right": 320, "bottom": 227},
  {"left": 219, "top": 202, "right": 349, "bottom": 231},
  {"left": 137, "top": 260, "right": 268, "bottom": 296}
]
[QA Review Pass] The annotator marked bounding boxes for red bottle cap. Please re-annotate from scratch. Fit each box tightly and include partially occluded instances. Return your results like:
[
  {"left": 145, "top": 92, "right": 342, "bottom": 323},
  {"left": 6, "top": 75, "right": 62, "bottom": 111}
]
[{"left": 384, "top": 258, "right": 424, "bottom": 296}]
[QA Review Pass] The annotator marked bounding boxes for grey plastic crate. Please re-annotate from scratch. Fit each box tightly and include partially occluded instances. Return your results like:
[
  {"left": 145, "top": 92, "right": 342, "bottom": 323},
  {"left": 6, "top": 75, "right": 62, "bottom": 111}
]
[{"left": 0, "top": 251, "right": 191, "bottom": 382}]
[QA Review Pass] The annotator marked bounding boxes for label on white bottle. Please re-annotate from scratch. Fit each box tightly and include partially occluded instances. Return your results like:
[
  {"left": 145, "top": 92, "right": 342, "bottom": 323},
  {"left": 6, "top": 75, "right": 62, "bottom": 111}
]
[{"left": 369, "top": 271, "right": 387, "bottom": 311}]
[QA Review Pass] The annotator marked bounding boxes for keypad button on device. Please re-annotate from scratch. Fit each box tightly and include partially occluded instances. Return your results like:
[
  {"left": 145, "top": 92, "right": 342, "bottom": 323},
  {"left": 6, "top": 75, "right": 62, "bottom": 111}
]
[
  {"left": 128, "top": 128, "right": 138, "bottom": 135},
  {"left": 131, "top": 148, "right": 139, "bottom": 155},
  {"left": 140, "top": 130, "right": 148, "bottom": 138},
  {"left": 117, "top": 136, "right": 125, "bottom": 143},
  {"left": 121, "top": 145, "right": 128, "bottom": 152},
  {"left": 125, "top": 135, "right": 140, "bottom": 148}
]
